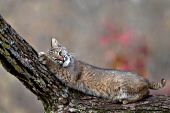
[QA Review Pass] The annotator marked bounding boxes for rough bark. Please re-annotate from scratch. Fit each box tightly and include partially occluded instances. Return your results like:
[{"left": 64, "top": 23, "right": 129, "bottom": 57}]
[{"left": 0, "top": 14, "right": 169, "bottom": 113}]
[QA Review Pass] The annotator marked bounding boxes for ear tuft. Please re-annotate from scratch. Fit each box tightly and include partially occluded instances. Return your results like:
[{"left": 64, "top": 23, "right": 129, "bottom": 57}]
[{"left": 51, "top": 38, "right": 60, "bottom": 47}]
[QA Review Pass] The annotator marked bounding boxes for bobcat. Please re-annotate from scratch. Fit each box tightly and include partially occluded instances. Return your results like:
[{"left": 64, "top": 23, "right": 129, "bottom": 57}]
[{"left": 39, "top": 38, "right": 166, "bottom": 104}]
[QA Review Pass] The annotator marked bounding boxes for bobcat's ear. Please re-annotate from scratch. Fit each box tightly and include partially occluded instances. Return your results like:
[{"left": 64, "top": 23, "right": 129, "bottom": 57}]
[{"left": 51, "top": 38, "right": 61, "bottom": 48}]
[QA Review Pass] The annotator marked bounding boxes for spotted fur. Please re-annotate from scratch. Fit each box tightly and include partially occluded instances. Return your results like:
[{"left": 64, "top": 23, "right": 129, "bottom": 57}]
[{"left": 39, "top": 38, "right": 166, "bottom": 104}]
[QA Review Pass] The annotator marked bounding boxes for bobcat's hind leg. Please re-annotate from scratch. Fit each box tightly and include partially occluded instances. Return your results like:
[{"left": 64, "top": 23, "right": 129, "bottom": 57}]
[{"left": 122, "top": 90, "right": 149, "bottom": 104}]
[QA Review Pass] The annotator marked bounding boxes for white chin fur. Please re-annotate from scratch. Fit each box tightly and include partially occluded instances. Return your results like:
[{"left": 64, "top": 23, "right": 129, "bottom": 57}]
[{"left": 62, "top": 57, "right": 71, "bottom": 67}]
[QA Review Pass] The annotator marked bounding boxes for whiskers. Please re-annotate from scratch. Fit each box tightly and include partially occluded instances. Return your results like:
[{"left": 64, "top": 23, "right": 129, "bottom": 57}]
[{"left": 70, "top": 53, "right": 77, "bottom": 57}]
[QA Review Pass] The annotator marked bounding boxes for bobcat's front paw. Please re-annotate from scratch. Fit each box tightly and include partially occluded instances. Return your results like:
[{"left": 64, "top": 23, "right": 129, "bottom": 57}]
[{"left": 39, "top": 52, "right": 48, "bottom": 64}]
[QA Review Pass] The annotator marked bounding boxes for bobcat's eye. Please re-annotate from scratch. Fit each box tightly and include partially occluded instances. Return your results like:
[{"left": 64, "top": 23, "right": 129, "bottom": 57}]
[{"left": 59, "top": 51, "right": 62, "bottom": 56}]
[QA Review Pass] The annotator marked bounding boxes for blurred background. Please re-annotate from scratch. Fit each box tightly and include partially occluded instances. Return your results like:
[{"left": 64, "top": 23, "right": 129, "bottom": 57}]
[{"left": 0, "top": 0, "right": 170, "bottom": 113}]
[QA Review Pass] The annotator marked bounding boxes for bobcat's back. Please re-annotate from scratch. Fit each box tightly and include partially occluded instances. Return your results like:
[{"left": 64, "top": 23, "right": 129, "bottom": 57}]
[{"left": 39, "top": 38, "right": 166, "bottom": 104}]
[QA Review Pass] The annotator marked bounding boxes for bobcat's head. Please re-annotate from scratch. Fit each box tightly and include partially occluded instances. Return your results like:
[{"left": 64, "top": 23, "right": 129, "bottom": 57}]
[{"left": 47, "top": 38, "right": 72, "bottom": 67}]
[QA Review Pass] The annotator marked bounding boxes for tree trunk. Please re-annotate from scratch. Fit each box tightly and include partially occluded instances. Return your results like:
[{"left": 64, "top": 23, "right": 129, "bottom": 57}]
[{"left": 0, "top": 14, "right": 169, "bottom": 113}]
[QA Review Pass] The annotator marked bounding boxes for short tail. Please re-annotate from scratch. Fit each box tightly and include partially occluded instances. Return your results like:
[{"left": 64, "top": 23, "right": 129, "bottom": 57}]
[{"left": 148, "top": 78, "right": 166, "bottom": 90}]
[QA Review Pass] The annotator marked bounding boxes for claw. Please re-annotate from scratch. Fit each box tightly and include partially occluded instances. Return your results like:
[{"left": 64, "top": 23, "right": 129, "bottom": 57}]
[
  {"left": 39, "top": 52, "right": 46, "bottom": 56},
  {"left": 122, "top": 100, "right": 128, "bottom": 104}
]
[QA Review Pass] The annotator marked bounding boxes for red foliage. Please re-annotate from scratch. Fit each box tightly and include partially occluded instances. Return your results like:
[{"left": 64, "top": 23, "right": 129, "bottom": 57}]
[{"left": 100, "top": 22, "right": 150, "bottom": 77}]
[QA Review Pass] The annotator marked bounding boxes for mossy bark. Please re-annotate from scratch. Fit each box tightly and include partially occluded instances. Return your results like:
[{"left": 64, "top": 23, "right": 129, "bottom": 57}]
[{"left": 0, "top": 14, "right": 170, "bottom": 113}]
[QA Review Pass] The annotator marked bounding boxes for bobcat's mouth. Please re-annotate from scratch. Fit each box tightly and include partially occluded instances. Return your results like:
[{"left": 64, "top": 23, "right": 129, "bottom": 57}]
[
  {"left": 56, "top": 56, "right": 64, "bottom": 62},
  {"left": 53, "top": 55, "right": 68, "bottom": 63},
  {"left": 52, "top": 55, "right": 70, "bottom": 67}
]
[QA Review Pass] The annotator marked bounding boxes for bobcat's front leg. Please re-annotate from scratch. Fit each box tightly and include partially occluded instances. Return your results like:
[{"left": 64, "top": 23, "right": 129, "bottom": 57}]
[
  {"left": 39, "top": 52, "right": 56, "bottom": 67},
  {"left": 39, "top": 52, "right": 50, "bottom": 65}
]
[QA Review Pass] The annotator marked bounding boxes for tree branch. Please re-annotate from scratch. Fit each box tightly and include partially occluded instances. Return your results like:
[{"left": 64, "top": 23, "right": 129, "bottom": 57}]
[{"left": 0, "top": 14, "right": 169, "bottom": 113}]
